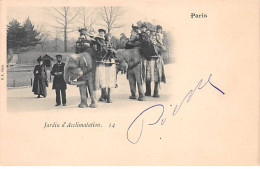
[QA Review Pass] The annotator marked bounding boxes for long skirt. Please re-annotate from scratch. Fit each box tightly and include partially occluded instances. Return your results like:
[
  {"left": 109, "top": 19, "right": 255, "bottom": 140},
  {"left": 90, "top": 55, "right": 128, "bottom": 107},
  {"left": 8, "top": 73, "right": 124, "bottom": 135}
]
[
  {"left": 32, "top": 78, "right": 47, "bottom": 97},
  {"left": 95, "top": 61, "right": 116, "bottom": 90},
  {"left": 143, "top": 57, "right": 166, "bottom": 83}
]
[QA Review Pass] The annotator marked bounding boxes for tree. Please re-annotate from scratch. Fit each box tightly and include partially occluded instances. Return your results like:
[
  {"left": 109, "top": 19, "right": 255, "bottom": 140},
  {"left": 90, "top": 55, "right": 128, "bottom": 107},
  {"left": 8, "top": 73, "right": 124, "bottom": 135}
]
[
  {"left": 47, "top": 7, "right": 80, "bottom": 52},
  {"left": 111, "top": 36, "right": 120, "bottom": 49},
  {"left": 7, "top": 19, "right": 25, "bottom": 51},
  {"left": 53, "top": 30, "right": 60, "bottom": 52},
  {"left": 99, "top": 6, "right": 124, "bottom": 33},
  {"left": 23, "top": 17, "right": 41, "bottom": 51},
  {"left": 38, "top": 31, "right": 50, "bottom": 52},
  {"left": 78, "top": 7, "right": 97, "bottom": 32}
]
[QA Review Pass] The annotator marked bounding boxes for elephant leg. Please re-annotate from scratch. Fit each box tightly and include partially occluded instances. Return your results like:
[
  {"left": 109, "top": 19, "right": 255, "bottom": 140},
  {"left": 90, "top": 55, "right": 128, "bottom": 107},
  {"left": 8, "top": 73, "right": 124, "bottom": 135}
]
[
  {"left": 128, "top": 74, "right": 137, "bottom": 99},
  {"left": 106, "top": 88, "right": 112, "bottom": 103},
  {"left": 87, "top": 79, "right": 97, "bottom": 108},
  {"left": 136, "top": 74, "right": 146, "bottom": 101},
  {"left": 99, "top": 88, "right": 107, "bottom": 102},
  {"left": 145, "top": 81, "right": 151, "bottom": 96},
  {"left": 153, "top": 82, "right": 160, "bottom": 98},
  {"left": 78, "top": 85, "right": 88, "bottom": 108}
]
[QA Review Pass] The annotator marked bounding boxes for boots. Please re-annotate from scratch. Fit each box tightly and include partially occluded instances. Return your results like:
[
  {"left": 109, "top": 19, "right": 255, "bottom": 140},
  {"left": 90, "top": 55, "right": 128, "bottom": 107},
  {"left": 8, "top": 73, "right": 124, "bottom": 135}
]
[
  {"left": 145, "top": 82, "right": 151, "bottom": 96},
  {"left": 153, "top": 82, "right": 160, "bottom": 98}
]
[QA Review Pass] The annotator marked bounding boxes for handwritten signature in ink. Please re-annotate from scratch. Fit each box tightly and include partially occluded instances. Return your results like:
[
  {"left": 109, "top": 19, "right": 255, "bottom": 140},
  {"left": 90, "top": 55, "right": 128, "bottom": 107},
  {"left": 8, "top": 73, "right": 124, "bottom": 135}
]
[{"left": 127, "top": 74, "right": 225, "bottom": 144}]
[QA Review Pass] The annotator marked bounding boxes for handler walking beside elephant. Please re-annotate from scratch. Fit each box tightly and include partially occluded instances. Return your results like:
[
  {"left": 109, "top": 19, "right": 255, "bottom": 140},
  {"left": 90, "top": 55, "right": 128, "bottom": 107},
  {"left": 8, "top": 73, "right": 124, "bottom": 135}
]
[{"left": 50, "top": 55, "right": 67, "bottom": 106}]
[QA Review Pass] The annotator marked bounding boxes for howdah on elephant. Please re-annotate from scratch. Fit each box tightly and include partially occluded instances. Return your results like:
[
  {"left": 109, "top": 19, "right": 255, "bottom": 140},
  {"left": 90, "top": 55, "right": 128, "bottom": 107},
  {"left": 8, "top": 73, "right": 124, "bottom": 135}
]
[{"left": 64, "top": 49, "right": 97, "bottom": 108}]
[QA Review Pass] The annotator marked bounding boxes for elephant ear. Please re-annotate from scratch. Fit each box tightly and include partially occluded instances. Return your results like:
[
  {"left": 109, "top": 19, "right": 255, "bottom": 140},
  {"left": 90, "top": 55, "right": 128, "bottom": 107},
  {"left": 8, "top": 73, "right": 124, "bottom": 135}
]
[
  {"left": 80, "top": 52, "right": 93, "bottom": 71},
  {"left": 64, "top": 54, "right": 81, "bottom": 82},
  {"left": 123, "top": 49, "right": 141, "bottom": 66},
  {"left": 116, "top": 49, "right": 129, "bottom": 63}
]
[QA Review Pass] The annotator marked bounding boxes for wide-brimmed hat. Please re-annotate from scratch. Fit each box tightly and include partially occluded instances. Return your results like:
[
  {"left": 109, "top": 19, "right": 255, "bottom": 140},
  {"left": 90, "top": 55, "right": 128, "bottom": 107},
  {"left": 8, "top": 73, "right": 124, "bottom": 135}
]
[
  {"left": 140, "top": 23, "right": 147, "bottom": 28},
  {"left": 89, "top": 31, "right": 95, "bottom": 37},
  {"left": 105, "top": 33, "right": 111, "bottom": 38},
  {"left": 156, "top": 25, "right": 162, "bottom": 30},
  {"left": 79, "top": 28, "right": 87, "bottom": 32},
  {"left": 98, "top": 29, "right": 106, "bottom": 34},
  {"left": 55, "top": 54, "right": 62, "bottom": 58},
  {"left": 37, "top": 56, "right": 42, "bottom": 62},
  {"left": 132, "top": 24, "right": 139, "bottom": 30}
]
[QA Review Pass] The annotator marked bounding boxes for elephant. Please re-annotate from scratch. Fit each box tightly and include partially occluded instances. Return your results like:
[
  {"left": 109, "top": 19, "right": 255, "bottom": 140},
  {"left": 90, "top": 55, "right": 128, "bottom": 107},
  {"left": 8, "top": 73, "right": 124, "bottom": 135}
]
[
  {"left": 116, "top": 48, "right": 146, "bottom": 101},
  {"left": 64, "top": 48, "right": 97, "bottom": 108},
  {"left": 116, "top": 48, "right": 166, "bottom": 100}
]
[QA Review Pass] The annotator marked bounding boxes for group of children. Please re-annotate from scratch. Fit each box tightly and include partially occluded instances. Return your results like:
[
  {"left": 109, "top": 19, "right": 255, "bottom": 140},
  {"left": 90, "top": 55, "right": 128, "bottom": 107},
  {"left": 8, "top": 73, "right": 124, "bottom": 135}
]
[
  {"left": 76, "top": 28, "right": 117, "bottom": 62},
  {"left": 76, "top": 23, "right": 166, "bottom": 61},
  {"left": 125, "top": 23, "right": 166, "bottom": 55}
]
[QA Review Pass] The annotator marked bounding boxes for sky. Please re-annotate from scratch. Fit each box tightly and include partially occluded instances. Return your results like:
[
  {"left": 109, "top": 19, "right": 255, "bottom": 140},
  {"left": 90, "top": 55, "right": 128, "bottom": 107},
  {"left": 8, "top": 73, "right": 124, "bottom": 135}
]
[{"left": 7, "top": 6, "right": 173, "bottom": 40}]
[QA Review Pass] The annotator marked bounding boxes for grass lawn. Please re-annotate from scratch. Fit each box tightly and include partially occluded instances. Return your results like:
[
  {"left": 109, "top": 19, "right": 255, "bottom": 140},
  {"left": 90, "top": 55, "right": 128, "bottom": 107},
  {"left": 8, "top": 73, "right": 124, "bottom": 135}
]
[{"left": 7, "top": 68, "right": 52, "bottom": 88}]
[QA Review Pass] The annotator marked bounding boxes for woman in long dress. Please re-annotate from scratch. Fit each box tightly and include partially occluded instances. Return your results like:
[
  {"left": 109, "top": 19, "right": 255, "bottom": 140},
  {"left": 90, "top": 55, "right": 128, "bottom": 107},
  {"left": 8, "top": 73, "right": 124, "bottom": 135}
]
[{"left": 32, "top": 56, "right": 48, "bottom": 98}]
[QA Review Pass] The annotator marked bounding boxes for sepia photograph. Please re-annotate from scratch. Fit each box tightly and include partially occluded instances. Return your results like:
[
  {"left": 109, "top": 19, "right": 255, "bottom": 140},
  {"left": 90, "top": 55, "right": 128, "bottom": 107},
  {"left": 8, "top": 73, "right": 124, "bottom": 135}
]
[{"left": 6, "top": 6, "right": 173, "bottom": 111}]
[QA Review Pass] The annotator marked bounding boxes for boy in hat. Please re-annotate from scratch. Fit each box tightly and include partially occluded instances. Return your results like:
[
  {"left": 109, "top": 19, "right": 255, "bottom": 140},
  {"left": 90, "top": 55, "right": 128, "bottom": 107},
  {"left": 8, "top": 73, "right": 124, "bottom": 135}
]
[
  {"left": 125, "top": 24, "right": 140, "bottom": 49},
  {"left": 104, "top": 33, "right": 116, "bottom": 60},
  {"left": 50, "top": 54, "right": 67, "bottom": 106},
  {"left": 139, "top": 23, "right": 149, "bottom": 42},
  {"left": 150, "top": 29, "right": 157, "bottom": 45},
  {"left": 95, "top": 29, "right": 108, "bottom": 59},
  {"left": 141, "top": 23, "right": 147, "bottom": 32},
  {"left": 156, "top": 25, "right": 167, "bottom": 53},
  {"left": 76, "top": 28, "right": 90, "bottom": 53},
  {"left": 79, "top": 28, "right": 87, "bottom": 39},
  {"left": 149, "top": 29, "right": 159, "bottom": 55}
]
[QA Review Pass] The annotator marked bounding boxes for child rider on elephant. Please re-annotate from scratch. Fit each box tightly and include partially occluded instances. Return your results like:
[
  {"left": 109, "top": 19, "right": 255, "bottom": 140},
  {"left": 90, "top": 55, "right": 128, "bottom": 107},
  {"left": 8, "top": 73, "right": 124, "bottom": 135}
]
[
  {"left": 95, "top": 29, "right": 108, "bottom": 60},
  {"left": 104, "top": 33, "right": 117, "bottom": 61}
]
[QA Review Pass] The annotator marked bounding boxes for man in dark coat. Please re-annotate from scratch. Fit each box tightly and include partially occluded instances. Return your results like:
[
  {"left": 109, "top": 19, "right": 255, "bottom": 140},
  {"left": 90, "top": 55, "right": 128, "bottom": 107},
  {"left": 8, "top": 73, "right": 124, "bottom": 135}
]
[
  {"left": 50, "top": 55, "right": 67, "bottom": 106},
  {"left": 32, "top": 56, "right": 48, "bottom": 98}
]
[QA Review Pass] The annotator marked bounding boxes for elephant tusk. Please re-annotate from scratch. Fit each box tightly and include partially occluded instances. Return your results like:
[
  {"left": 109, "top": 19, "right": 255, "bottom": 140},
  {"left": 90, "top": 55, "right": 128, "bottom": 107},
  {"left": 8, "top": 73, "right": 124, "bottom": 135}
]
[
  {"left": 70, "top": 80, "right": 86, "bottom": 85},
  {"left": 67, "top": 75, "right": 86, "bottom": 85},
  {"left": 83, "top": 56, "right": 87, "bottom": 66}
]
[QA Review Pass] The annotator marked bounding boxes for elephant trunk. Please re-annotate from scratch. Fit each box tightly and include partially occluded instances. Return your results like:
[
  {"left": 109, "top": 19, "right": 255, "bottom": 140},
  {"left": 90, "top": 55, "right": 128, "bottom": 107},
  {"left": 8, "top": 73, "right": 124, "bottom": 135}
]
[{"left": 63, "top": 71, "right": 71, "bottom": 84}]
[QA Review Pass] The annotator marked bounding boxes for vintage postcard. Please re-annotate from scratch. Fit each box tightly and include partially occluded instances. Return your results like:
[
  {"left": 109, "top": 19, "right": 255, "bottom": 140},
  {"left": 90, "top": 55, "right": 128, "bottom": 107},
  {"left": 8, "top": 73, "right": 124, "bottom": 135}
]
[{"left": 0, "top": 0, "right": 259, "bottom": 166}]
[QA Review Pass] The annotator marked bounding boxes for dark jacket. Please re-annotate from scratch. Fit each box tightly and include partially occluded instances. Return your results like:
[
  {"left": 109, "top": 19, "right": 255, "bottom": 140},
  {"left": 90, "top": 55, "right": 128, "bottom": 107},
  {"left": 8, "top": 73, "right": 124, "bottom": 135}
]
[
  {"left": 50, "top": 62, "right": 67, "bottom": 90},
  {"left": 95, "top": 37, "right": 106, "bottom": 51},
  {"left": 139, "top": 31, "right": 149, "bottom": 42}
]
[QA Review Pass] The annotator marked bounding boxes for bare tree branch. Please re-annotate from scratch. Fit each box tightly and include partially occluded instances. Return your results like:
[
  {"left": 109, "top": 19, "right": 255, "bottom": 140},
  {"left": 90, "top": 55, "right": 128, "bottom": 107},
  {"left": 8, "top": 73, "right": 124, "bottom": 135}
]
[
  {"left": 99, "top": 6, "right": 124, "bottom": 33},
  {"left": 53, "top": 7, "right": 65, "bottom": 17},
  {"left": 46, "top": 7, "right": 80, "bottom": 52},
  {"left": 46, "top": 9, "right": 64, "bottom": 21},
  {"left": 67, "top": 8, "right": 80, "bottom": 24},
  {"left": 78, "top": 7, "right": 97, "bottom": 30}
]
